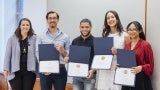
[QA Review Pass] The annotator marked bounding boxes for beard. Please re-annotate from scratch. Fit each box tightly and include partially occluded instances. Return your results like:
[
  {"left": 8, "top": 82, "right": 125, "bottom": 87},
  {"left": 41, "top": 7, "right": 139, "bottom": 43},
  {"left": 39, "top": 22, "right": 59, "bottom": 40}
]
[
  {"left": 49, "top": 22, "right": 56, "bottom": 28},
  {"left": 80, "top": 31, "right": 91, "bottom": 37},
  {"left": 50, "top": 25, "right": 55, "bottom": 28}
]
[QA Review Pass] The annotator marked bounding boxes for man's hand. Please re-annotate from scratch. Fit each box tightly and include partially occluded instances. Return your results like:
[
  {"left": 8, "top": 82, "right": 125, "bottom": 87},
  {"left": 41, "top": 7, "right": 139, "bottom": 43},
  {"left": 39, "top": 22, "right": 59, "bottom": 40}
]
[
  {"left": 54, "top": 44, "right": 67, "bottom": 57},
  {"left": 42, "top": 72, "right": 52, "bottom": 76},
  {"left": 87, "top": 69, "right": 96, "bottom": 78}
]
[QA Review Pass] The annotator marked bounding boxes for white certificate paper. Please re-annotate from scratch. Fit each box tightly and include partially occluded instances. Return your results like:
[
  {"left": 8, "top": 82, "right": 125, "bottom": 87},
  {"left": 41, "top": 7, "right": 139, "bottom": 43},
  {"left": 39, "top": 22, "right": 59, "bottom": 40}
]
[
  {"left": 68, "top": 62, "right": 88, "bottom": 77},
  {"left": 91, "top": 55, "right": 113, "bottom": 69},
  {"left": 114, "top": 67, "right": 135, "bottom": 87},
  {"left": 39, "top": 61, "right": 59, "bottom": 73}
]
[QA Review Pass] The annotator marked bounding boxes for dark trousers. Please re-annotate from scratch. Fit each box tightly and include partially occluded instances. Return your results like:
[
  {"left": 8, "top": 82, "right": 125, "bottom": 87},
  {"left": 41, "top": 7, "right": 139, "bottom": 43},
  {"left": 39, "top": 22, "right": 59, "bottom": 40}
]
[
  {"left": 39, "top": 67, "right": 67, "bottom": 90},
  {"left": 9, "top": 70, "right": 36, "bottom": 90},
  {"left": 122, "top": 72, "right": 152, "bottom": 90},
  {"left": 144, "top": 74, "right": 153, "bottom": 90}
]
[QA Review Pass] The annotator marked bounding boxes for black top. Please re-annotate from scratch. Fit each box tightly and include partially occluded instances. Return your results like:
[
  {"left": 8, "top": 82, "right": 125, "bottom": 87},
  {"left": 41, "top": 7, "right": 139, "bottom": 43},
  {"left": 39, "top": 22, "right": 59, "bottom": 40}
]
[
  {"left": 20, "top": 38, "right": 28, "bottom": 70},
  {"left": 72, "top": 35, "right": 94, "bottom": 70}
]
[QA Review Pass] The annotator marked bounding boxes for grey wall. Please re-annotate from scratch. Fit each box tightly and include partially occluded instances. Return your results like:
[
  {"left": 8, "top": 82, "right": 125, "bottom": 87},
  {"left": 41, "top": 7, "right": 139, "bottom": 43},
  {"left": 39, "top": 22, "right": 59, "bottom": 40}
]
[
  {"left": 0, "top": 0, "right": 17, "bottom": 71},
  {"left": 147, "top": 0, "right": 160, "bottom": 89},
  {"left": 23, "top": 0, "right": 47, "bottom": 34},
  {"left": 0, "top": 0, "right": 4, "bottom": 71},
  {"left": 47, "top": 0, "right": 145, "bottom": 40}
]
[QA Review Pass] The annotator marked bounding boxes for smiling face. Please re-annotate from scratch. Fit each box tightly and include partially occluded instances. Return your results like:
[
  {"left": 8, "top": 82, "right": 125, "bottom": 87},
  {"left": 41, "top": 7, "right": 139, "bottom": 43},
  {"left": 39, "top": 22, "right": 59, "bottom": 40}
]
[
  {"left": 20, "top": 20, "right": 30, "bottom": 34},
  {"left": 47, "top": 13, "right": 59, "bottom": 29},
  {"left": 127, "top": 23, "right": 140, "bottom": 39},
  {"left": 106, "top": 12, "right": 118, "bottom": 28},
  {"left": 80, "top": 22, "right": 92, "bottom": 38}
]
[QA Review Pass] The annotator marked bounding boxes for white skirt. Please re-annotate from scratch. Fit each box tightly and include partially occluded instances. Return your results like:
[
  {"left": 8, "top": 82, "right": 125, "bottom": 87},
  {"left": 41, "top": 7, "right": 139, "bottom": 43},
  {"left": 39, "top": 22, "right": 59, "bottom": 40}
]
[{"left": 96, "top": 56, "right": 121, "bottom": 90}]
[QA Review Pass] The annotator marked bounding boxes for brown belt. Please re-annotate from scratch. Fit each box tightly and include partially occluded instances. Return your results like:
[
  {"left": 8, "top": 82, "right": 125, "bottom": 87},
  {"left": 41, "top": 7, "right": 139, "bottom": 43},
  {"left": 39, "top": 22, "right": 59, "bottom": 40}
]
[{"left": 60, "top": 64, "right": 65, "bottom": 67}]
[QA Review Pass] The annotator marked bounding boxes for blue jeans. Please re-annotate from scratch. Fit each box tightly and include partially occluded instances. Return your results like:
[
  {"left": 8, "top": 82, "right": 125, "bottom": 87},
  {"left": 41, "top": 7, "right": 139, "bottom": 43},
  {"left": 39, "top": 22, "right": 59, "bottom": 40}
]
[
  {"left": 39, "top": 67, "right": 67, "bottom": 90},
  {"left": 73, "top": 75, "right": 96, "bottom": 90}
]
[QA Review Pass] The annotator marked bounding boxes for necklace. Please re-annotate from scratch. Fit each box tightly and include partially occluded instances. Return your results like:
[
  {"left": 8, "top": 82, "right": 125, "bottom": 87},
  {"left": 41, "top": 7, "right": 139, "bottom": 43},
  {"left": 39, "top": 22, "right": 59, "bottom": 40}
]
[
  {"left": 23, "top": 47, "right": 26, "bottom": 54},
  {"left": 21, "top": 38, "right": 28, "bottom": 54}
]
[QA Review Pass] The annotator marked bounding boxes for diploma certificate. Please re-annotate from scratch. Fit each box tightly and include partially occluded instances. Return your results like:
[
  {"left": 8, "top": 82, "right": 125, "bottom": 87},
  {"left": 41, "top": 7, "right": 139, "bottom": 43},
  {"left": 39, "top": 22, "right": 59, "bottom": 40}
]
[
  {"left": 91, "top": 55, "right": 113, "bottom": 70},
  {"left": 39, "top": 61, "right": 59, "bottom": 73},
  {"left": 114, "top": 67, "right": 135, "bottom": 87},
  {"left": 68, "top": 62, "right": 88, "bottom": 77}
]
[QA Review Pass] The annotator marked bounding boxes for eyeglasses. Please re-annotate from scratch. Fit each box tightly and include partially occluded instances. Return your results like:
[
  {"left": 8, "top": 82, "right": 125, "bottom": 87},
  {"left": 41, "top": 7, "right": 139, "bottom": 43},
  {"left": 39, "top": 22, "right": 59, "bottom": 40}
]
[
  {"left": 48, "top": 17, "right": 57, "bottom": 20},
  {"left": 127, "top": 28, "right": 138, "bottom": 32}
]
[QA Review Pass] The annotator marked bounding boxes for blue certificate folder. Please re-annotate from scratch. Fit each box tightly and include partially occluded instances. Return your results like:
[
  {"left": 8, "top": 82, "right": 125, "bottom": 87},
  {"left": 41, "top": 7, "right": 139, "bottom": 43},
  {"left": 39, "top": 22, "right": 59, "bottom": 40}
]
[
  {"left": 117, "top": 49, "right": 136, "bottom": 68},
  {"left": 67, "top": 45, "right": 91, "bottom": 77},
  {"left": 69, "top": 45, "right": 91, "bottom": 64},
  {"left": 38, "top": 44, "right": 60, "bottom": 73},
  {"left": 38, "top": 44, "right": 59, "bottom": 61},
  {"left": 93, "top": 37, "right": 113, "bottom": 55},
  {"left": 91, "top": 37, "right": 113, "bottom": 70},
  {"left": 114, "top": 49, "right": 136, "bottom": 87}
]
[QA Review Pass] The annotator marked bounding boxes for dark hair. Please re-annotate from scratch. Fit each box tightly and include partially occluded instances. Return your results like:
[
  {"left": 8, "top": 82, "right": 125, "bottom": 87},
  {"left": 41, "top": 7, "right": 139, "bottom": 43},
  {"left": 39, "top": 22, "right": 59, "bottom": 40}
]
[
  {"left": 102, "top": 10, "right": 123, "bottom": 37},
  {"left": 126, "top": 21, "right": 146, "bottom": 40},
  {"left": 46, "top": 11, "right": 59, "bottom": 20},
  {"left": 14, "top": 18, "right": 34, "bottom": 40},
  {"left": 80, "top": 18, "right": 92, "bottom": 26}
]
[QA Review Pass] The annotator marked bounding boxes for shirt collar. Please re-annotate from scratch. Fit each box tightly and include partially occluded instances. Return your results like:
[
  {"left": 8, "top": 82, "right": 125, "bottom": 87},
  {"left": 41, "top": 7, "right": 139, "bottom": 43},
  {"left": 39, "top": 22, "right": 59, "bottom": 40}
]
[
  {"left": 79, "top": 34, "right": 93, "bottom": 41},
  {"left": 46, "top": 28, "right": 62, "bottom": 36}
]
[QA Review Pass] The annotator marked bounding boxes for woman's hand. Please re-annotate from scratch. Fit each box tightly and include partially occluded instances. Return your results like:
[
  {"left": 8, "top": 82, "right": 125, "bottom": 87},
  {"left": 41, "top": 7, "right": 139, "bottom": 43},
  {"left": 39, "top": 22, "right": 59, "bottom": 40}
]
[
  {"left": 111, "top": 47, "right": 117, "bottom": 55},
  {"left": 115, "top": 64, "right": 120, "bottom": 69},
  {"left": 131, "top": 66, "right": 142, "bottom": 74},
  {"left": 64, "top": 56, "right": 69, "bottom": 63},
  {"left": 3, "top": 71, "right": 8, "bottom": 79}
]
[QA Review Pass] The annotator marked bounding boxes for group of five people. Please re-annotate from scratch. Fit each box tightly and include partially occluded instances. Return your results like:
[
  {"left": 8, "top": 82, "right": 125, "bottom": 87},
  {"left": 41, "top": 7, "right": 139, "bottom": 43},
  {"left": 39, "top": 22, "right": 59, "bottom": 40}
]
[{"left": 3, "top": 10, "right": 154, "bottom": 90}]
